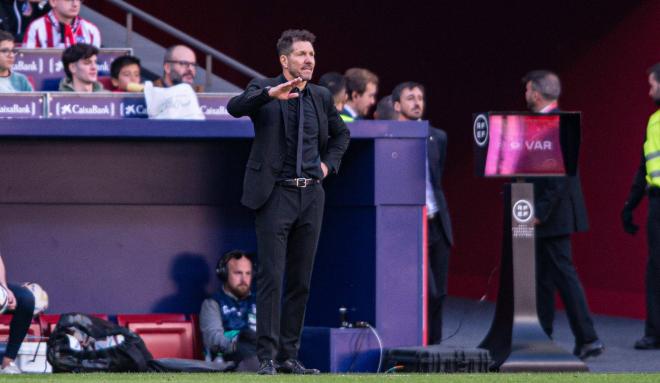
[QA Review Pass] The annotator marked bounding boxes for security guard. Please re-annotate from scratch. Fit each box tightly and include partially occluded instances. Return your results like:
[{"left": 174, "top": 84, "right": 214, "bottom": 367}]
[{"left": 622, "top": 62, "right": 660, "bottom": 350}]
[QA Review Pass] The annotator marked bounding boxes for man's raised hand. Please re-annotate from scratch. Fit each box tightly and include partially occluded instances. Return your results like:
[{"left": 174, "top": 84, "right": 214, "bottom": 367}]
[{"left": 267, "top": 78, "right": 303, "bottom": 100}]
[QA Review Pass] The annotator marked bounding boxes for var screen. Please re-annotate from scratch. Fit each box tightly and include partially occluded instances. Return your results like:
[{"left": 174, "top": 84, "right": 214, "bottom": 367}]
[{"left": 484, "top": 114, "right": 565, "bottom": 176}]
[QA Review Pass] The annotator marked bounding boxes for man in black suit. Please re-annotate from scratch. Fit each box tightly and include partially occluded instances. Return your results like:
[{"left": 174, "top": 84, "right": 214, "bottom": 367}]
[
  {"left": 392, "top": 81, "right": 453, "bottom": 344},
  {"left": 227, "top": 29, "right": 350, "bottom": 375},
  {"left": 523, "top": 70, "right": 603, "bottom": 359}
]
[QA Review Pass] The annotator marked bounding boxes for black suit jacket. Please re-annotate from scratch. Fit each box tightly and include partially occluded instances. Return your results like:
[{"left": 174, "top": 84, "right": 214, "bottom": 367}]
[
  {"left": 227, "top": 74, "right": 350, "bottom": 210},
  {"left": 529, "top": 108, "right": 589, "bottom": 238},
  {"left": 428, "top": 126, "right": 453, "bottom": 245}
]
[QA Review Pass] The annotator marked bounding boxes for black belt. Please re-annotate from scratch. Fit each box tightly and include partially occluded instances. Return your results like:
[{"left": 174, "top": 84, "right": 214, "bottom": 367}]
[
  {"left": 649, "top": 187, "right": 660, "bottom": 197},
  {"left": 278, "top": 178, "right": 321, "bottom": 188}
]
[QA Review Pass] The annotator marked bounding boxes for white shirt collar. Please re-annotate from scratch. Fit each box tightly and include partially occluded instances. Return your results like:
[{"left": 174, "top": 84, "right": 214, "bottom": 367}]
[{"left": 343, "top": 104, "right": 358, "bottom": 118}]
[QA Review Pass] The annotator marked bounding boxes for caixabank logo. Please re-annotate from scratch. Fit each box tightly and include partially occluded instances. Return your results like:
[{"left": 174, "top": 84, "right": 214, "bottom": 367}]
[
  {"left": 12, "top": 58, "right": 43, "bottom": 74},
  {"left": 0, "top": 103, "right": 37, "bottom": 117},
  {"left": 48, "top": 58, "right": 64, "bottom": 74},
  {"left": 119, "top": 102, "right": 148, "bottom": 118},
  {"left": 55, "top": 102, "right": 115, "bottom": 117}
]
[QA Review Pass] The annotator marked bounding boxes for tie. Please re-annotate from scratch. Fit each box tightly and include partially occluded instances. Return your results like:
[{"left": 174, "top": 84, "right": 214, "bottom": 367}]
[{"left": 296, "top": 89, "right": 304, "bottom": 178}]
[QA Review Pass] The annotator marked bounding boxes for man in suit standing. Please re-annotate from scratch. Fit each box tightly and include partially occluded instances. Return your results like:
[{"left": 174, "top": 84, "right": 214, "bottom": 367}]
[
  {"left": 392, "top": 81, "right": 453, "bottom": 344},
  {"left": 227, "top": 29, "right": 350, "bottom": 375},
  {"left": 523, "top": 70, "right": 603, "bottom": 359}
]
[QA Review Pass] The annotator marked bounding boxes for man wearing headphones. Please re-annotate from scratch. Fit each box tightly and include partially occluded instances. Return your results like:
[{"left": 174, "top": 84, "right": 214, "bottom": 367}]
[{"left": 199, "top": 250, "right": 258, "bottom": 371}]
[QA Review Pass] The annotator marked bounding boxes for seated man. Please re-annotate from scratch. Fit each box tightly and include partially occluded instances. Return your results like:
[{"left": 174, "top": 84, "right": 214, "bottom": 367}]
[
  {"left": 58, "top": 43, "right": 103, "bottom": 92},
  {"left": 110, "top": 55, "right": 142, "bottom": 92},
  {"left": 200, "top": 250, "right": 258, "bottom": 372},
  {"left": 153, "top": 45, "right": 203, "bottom": 93},
  {"left": 23, "top": 0, "right": 101, "bottom": 48},
  {"left": 0, "top": 31, "right": 32, "bottom": 92},
  {"left": 0, "top": 254, "right": 35, "bottom": 374}
]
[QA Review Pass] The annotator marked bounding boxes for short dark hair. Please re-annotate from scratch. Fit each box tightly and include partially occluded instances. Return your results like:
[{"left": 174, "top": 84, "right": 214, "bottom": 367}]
[
  {"left": 392, "top": 81, "right": 425, "bottom": 103},
  {"left": 276, "top": 29, "right": 316, "bottom": 56},
  {"left": 648, "top": 63, "right": 660, "bottom": 83},
  {"left": 318, "top": 72, "right": 346, "bottom": 98},
  {"left": 345, "top": 68, "right": 378, "bottom": 99},
  {"left": 0, "top": 31, "right": 14, "bottom": 44},
  {"left": 374, "top": 95, "right": 399, "bottom": 120},
  {"left": 110, "top": 55, "right": 141, "bottom": 79},
  {"left": 217, "top": 249, "right": 255, "bottom": 274},
  {"left": 62, "top": 43, "right": 99, "bottom": 79},
  {"left": 522, "top": 70, "right": 561, "bottom": 100}
]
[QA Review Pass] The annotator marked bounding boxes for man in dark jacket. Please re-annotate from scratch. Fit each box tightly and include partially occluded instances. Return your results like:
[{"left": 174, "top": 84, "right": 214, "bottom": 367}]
[
  {"left": 523, "top": 70, "right": 603, "bottom": 359},
  {"left": 392, "top": 81, "right": 453, "bottom": 344},
  {"left": 227, "top": 29, "right": 350, "bottom": 375}
]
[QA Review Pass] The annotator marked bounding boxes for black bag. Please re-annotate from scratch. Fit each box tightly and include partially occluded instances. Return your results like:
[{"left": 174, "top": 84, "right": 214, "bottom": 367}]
[
  {"left": 384, "top": 345, "right": 491, "bottom": 373},
  {"left": 46, "top": 313, "right": 153, "bottom": 373}
]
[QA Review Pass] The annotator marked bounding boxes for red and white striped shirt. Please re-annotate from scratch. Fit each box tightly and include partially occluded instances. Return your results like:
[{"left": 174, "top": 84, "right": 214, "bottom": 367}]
[{"left": 22, "top": 11, "right": 101, "bottom": 48}]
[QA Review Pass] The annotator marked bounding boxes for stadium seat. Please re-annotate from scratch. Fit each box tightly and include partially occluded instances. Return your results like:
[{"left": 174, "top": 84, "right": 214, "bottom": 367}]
[
  {"left": 116, "top": 314, "right": 195, "bottom": 359},
  {"left": 98, "top": 76, "right": 113, "bottom": 91},
  {"left": 0, "top": 314, "right": 41, "bottom": 341},
  {"left": 26, "top": 75, "right": 36, "bottom": 91},
  {"left": 41, "top": 78, "right": 62, "bottom": 91},
  {"left": 189, "top": 314, "right": 203, "bottom": 360}
]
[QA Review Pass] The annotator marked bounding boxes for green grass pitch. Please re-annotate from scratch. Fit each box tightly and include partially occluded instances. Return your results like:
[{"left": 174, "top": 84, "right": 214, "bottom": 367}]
[{"left": 1, "top": 373, "right": 660, "bottom": 383}]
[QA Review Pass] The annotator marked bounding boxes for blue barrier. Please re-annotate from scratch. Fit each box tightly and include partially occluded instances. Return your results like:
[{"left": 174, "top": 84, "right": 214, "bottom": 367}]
[{"left": 0, "top": 119, "right": 427, "bottom": 371}]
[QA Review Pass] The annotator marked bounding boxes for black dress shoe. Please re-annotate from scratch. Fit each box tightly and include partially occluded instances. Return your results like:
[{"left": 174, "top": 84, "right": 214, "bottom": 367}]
[
  {"left": 257, "top": 359, "right": 277, "bottom": 375},
  {"left": 277, "top": 359, "right": 320, "bottom": 374},
  {"left": 573, "top": 339, "right": 605, "bottom": 359},
  {"left": 634, "top": 336, "right": 660, "bottom": 350}
]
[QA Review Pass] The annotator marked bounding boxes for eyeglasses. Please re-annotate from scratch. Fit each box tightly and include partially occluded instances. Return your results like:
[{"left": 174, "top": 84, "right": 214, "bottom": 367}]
[
  {"left": 63, "top": 0, "right": 85, "bottom": 3},
  {"left": 166, "top": 60, "right": 195, "bottom": 69},
  {"left": 0, "top": 48, "right": 19, "bottom": 56}
]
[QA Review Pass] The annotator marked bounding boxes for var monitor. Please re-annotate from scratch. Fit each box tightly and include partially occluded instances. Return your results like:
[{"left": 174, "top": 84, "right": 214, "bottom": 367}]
[{"left": 472, "top": 112, "right": 581, "bottom": 178}]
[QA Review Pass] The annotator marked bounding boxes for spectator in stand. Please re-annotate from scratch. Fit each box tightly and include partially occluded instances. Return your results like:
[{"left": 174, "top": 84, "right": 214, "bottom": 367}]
[
  {"left": 318, "top": 71, "right": 347, "bottom": 114},
  {"left": 374, "top": 95, "right": 399, "bottom": 120},
  {"left": 0, "top": 0, "right": 50, "bottom": 42},
  {"left": 154, "top": 45, "right": 203, "bottom": 93},
  {"left": 23, "top": 0, "right": 100, "bottom": 48},
  {"left": 0, "top": 31, "right": 32, "bottom": 91},
  {"left": 110, "top": 55, "right": 142, "bottom": 92},
  {"left": 340, "top": 67, "right": 378, "bottom": 121},
  {"left": 58, "top": 43, "right": 103, "bottom": 92}
]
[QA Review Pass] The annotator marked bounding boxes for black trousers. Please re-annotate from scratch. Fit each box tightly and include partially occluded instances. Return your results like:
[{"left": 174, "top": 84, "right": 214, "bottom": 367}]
[
  {"left": 645, "top": 196, "right": 660, "bottom": 337},
  {"left": 5, "top": 284, "right": 35, "bottom": 360},
  {"left": 427, "top": 215, "right": 450, "bottom": 344},
  {"left": 254, "top": 184, "right": 324, "bottom": 361},
  {"left": 535, "top": 235, "right": 598, "bottom": 346}
]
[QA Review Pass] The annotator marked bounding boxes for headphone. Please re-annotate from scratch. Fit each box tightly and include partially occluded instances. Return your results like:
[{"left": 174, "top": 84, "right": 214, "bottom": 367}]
[{"left": 216, "top": 250, "right": 256, "bottom": 282}]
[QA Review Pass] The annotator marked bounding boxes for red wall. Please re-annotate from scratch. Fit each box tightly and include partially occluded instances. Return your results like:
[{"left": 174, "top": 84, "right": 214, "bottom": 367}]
[
  {"left": 559, "top": 2, "right": 660, "bottom": 318},
  {"left": 88, "top": 1, "right": 658, "bottom": 318}
]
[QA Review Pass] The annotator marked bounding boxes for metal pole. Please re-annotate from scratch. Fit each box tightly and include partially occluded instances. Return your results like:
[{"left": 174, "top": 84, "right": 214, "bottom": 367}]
[
  {"left": 106, "top": 0, "right": 264, "bottom": 79},
  {"left": 205, "top": 55, "right": 212, "bottom": 92},
  {"left": 126, "top": 12, "right": 133, "bottom": 47}
]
